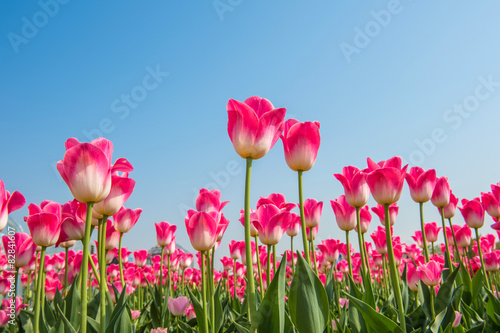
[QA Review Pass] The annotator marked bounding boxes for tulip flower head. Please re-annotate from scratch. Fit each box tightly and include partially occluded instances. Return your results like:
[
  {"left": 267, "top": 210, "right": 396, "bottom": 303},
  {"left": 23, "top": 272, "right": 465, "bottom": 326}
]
[
  {"left": 365, "top": 157, "right": 408, "bottom": 205},
  {"left": 280, "top": 119, "right": 321, "bottom": 172},
  {"left": 334, "top": 166, "right": 370, "bottom": 208},
  {"left": 0, "top": 180, "right": 25, "bottom": 231}
]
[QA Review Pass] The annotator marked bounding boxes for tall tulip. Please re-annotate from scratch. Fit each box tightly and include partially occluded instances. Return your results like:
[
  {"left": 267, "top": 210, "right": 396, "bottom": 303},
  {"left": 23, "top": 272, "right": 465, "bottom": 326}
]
[
  {"left": 114, "top": 207, "right": 142, "bottom": 286},
  {"left": 430, "top": 176, "right": 454, "bottom": 266},
  {"left": 227, "top": 96, "right": 286, "bottom": 322},
  {"left": 281, "top": 119, "right": 321, "bottom": 269},
  {"left": 331, "top": 195, "right": 356, "bottom": 277}
]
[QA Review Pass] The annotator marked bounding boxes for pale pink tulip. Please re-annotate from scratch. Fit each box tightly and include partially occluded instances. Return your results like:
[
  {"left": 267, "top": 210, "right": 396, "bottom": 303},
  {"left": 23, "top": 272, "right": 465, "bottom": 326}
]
[
  {"left": 417, "top": 260, "right": 443, "bottom": 287},
  {"left": 114, "top": 207, "right": 142, "bottom": 233},
  {"left": 168, "top": 296, "right": 190, "bottom": 316}
]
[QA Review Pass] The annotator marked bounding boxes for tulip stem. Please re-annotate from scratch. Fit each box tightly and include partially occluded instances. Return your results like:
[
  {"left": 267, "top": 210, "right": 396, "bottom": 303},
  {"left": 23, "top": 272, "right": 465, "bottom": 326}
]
[
  {"left": 208, "top": 249, "right": 215, "bottom": 333},
  {"left": 447, "top": 218, "right": 460, "bottom": 263},
  {"left": 243, "top": 157, "right": 257, "bottom": 326},
  {"left": 98, "top": 219, "right": 106, "bottom": 333},
  {"left": 119, "top": 233, "right": 125, "bottom": 288},
  {"left": 272, "top": 245, "right": 277, "bottom": 275},
  {"left": 81, "top": 202, "right": 94, "bottom": 333},
  {"left": 25, "top": 272, "right": 32, "bottom": 305},
  {"left": 297, "top": 170, "right": 310, "bottom": 265},
  {"left": 201, "top": 251, "right": 209, "bottom": 333},
  {"left": 309, "top": 236, "right": 318, "bottom": 275},
  {"left": 475, "top": 228, "right": 492, "bottom": 290},
  {"left": 233, "top": 259, "right": 237, "bottom": 300},
  {"left": 361, "top": 232, "right": 372, "bottom": 280},
  {"left": 384, "top": 204, "right": 406, "bottom": 332},
  {"left": 419, "top": 203, "right": 430, "bottom": 263},
  {"left": 266, "top": 245, "right": 271, "bottom": 294},
  {"left": 345, "top": 230, "right": 353, "bottom": 279},
  {"left": 440, "top": 208, "right": 453, "bottom": 267},
  {"left": 33, "top": 246, "right": 46, "bottom": 333},
  {"left": 290, "top": 237, "right": 295, "bottom": 275},
  {"left": 430, "top": 285, "right": 436, "bottom": 319},
  {"left": 355, "top": 206, "right": 368, "bottom": 275},
  {"left": 254, "top": 236, "right": 264, "bottom": 297},
  {"left": 64, "top": 248, "right": 68, "bottom": 294},
  {"left": 159, "top": 246, "right": 165, "bottom": 296}
]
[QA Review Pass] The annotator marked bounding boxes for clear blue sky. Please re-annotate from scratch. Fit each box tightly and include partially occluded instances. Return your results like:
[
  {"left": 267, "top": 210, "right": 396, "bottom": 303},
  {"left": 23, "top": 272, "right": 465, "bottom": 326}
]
[{"left": 2, "top": 1, "right": 500, "bottom": 265}]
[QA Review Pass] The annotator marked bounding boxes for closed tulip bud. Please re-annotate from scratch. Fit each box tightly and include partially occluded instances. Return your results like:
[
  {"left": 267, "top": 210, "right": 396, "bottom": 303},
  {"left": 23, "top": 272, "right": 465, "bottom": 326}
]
[
  {"left": 26, "top": 201, "right": 63, "bottom": 247},
  {"left": 459, "top": 198, "right": 485, "bottom": 229},
  {"left": 334, "top": 166, "right": 370, "bottom": 208},
  {"left": 113, "top": 207, "right": 142, "bottom": 233},
  {"left": 405, "top": 167, "right": 437, "bottom": 203},
  {"left": 431, "top": 177, "right": 451, "bottom": 208},
  {"left": 281, "top": 119, "right": 321, "bottom": 172},
  {"left": 365, "top": 157, "right": 408, "bottom": 205},
  {"left": 303, "top": 198, "right": 323, "bottom": 228}
]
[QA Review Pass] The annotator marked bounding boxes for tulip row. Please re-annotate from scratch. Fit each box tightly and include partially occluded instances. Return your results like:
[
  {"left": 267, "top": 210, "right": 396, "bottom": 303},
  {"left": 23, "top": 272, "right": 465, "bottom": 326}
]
[{"left": 0, "top": 96, "right": 499, "bottom": 332}]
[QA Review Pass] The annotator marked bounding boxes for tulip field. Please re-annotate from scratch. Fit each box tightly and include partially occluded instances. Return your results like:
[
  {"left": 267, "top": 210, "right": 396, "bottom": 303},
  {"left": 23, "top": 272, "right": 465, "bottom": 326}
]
[{"left": 1, "top": 95, "right": 500, "bottom": 333}]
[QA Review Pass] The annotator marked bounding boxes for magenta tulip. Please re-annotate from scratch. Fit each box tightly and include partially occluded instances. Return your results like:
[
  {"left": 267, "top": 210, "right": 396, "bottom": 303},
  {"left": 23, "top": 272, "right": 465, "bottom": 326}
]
[
  {"left": 93, "top": 169, "right": 135, "bottom": 217},
  {"left": 0, "top": 180, "right": 25, "bottom": 231},
  {"left": 365, "top": 157, "right": 408, "bottom": 205},
  {"left": 26, "top": 201, "right": 63, "bottom": 247},
  {"left": 155, "top": 221, "right": 177, "bottom": 247},
  {"left": 330, "top": 195, "right": 356, "bottom": 231},
  {"left": 286, "top": 213, "right": 301, "bottom": 237},
  {"left": 252, "top": 204, "right": 292, "bottom": 246},
  {"left": 334, "top": 166, "right": 370, "bottom": 208},
  {"left": 442, "top": 191, "right": 459, "bottom": 219},
  {"left": 481, "top": 191, "right": 500, "bottom": 218},
  {"left": 459, "top": 198, "right": 485, "bottom": 229},
  {"left": 113, "top": 207, "right": 142, "bottom": 233},
  {"left": 431, "top": 177, "right": 451, "bottom": 208},
  {"left": 355, "top": 206, "right": 371, "bottom": 234},
  {"left": 105, "top": 220, "right": 120, "bottom": 250},
  {"left": 405, "top": 167, "right": 437, "bottom": 203},
  {"left": 227, "top": 96, "right": 286, "bottom": 160},
  {"left": 257, "top": 193, "right": 295, "bottom": 211},
  {"left": 424, "top": 222, "right": 441, "bottom": 243},
  {"left": 417, "top": 260, "right": 443, "bottom": 287},
  {"left": 229, "top": 240, "right": 242, "bottom": 260},
  {"left": 303, "top": 198, "right": 323, "bottom": 228},
  {"left": 185, "top": 211, "right": 219, "bottom": 252},
  {"left": 455, "top": 225, "right": 472, "bottom": 249},
  {"left": 195, "top": 188, "right": 229, "bottom": 214},
  {"left": 1, "top": 233, "right": 36, "bottom": 268},
  {"left": 280, "top": 119, "right": 321, "bottom": 172},
  {"left": 371, "top": 203, "right": 398, "bottom": 227}
]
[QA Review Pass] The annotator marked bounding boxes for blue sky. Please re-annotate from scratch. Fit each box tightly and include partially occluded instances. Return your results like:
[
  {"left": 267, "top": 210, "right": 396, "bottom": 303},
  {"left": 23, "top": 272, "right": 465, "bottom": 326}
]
[{"left": 2, "top": 1, "right": 500, "bottom": 265}]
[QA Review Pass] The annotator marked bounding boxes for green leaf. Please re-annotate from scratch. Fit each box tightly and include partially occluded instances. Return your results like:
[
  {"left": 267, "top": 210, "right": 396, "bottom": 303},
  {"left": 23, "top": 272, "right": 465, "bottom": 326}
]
[
  {"left": 344, "top": 294, "right": 404, "bottom": 333},
  {"left": 214, "top": 283, "right": 224, "bottom": 333},
  {"left": 464, "top": 322, "right": 485, "bottom": 333},
  {"left": 418, "top": 281, "right": 432, "bottom": 321},
  {"left": 87, "top": 291, "right": 101, "bottom": 320},
  {"left": 44, "top": 297, "right": 57, "bottom": 327},
  {"left": 288, "top": 251, "right": 329, "bottom": 333},
  {"left": 187, "top": 287, "right": 209, "bottom": 333},
  {"left": 56, "top": 304, "right": 78, "bottom": 333},
  {"left": 460, "top": 264, "right": 473, "bottom": 306},
  {"left": 435, "top": 265, "right": 461, "bottom": 314},
  {"left": 348, "top": 274, "right": 367, "bottom": 333},
  {"left": 484, "top": 287, "right": 500, "bottom": 326},
  {"left": 254, "top": 251, "right": 287, "bottom": 333},
  {"left": 105, "top": 287, "right": 129, "bottom": 333},
  {"left": 471, "top": 269, "right": 483, "bottom": 300},
  {"left": 460, "top": 300, "right": 483, "bottom": 326},
  {"left": 363, "top": 269, "right": 376, "bottom": 310},
  {"left": 64, "top": 277, "right": 81, "bottom": 330}
]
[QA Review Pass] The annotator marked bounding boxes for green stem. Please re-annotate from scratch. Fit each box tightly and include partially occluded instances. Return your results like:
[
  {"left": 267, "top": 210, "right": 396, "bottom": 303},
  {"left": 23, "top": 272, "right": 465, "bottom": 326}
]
[
  {"left": 297, "top": 171, "right": 310, "bottom": 265},
  {"left": 440, "top": 208, "right": 453, "bottom": 266},
  {"left": 98, "top": 219, "right": 106, "bottom": 333},
  {"left": 384, "top": 204, "right": 406, "bottom": 332},
  {"left": 430, "top": 286, "right": 436, "bottom": 319},
  {"left": 168, "top": 254, "right": 172, "bottom": 295},
  {"left": 290, "top": 236, "right": 295, "bottom": 275},
  {"left": 25, "top": 272, "right": 31, "bottom": 305},
  {"left": 475, "top": 228, "right": 492, "bottom": 290},
  {"left": 355, "top": 206, "right": 367, "bottom": 275},
  {"left": 33, "top": 246, "right": 46, "bottom": 333},
  {"left": 254, "top": 236, "right": 264, "bottom": 297},
  {"left": 419, "top": 202, "right": 430, "bottom": 262},
  {"left": 14, "top": 267, "right": 19, "bottom": 304},
  {"left": 448, "top": 218, "right": 461, "bottom": 263},
  {"left": 266, "top": 245, "right": 271, "bottom": 294},
  {"left": 233, "top": 259, "right": 237, "bottom": 300},
  {"left": 243, "top": 157, "right": 257, "bottom": 324},
  {"left": 309, "top": 234, "right": 318, "bottom": 275},
  {"left": 81, "top": 202, "right": 94, "bottom": 333},
  {"left": 119, "top": 233, "right": 125, "bottom": 287},
  {"left": 361, "top": 232, "right": 372, "bottom": 280},
  {"left": 272, "top": 245, "right": 277, "bottom": 275},
  {"left": 201, "top": 251, "right": 209, "bottom": 333},
  {"left": 209, "top": 249, "right": 215, "bottom": 333},
  {"left": 345, "top": 230, "right": 353, "bottom": 278},
  {"left": 64, "top": 248, "right": 68, "bottom": 294}
]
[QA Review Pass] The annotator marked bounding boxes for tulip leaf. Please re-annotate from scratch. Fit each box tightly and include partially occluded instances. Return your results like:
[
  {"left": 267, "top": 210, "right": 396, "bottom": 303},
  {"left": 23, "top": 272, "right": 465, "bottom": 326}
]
[
  {"left": 344, "top": 293, "right": 404, "bottom": 333},
  {"left": 471, "top": 269, "right": 483, "bottom": 300},
  {"left": 56, "top": 304, "right": 78, "bottom": 333},
  {"left": 484, "top": 287, "right": 500, "bottom": 326},
  {"left": 460, "top": 265, "right": 473, "bottom": 306},
  {"left": 87, "top": 291, "right": 101, "bottom": 320},
  {"left": 418, "top": 281, "right": 432, "bottom": 322},
  {"left": 105, "top": 287, "right": 129, "bottom": 333},
  {"left": 187, "top": 287, "right": 209, "bottom": 333},
  {"left": 347, "top": 274, "right": 367, "bottom": 333},
  {"left": 464, "top": 322, "right": 485, "bottom": 333},
  {"left": 435, "top": 265, "right": 461, "bottom": 314},
  {"left": 254, "top": 251, "right": 287, "bottom": 333},
  {"left": 64, "top": 277, "right": 82, "bottom": 329},
  {"left": 289, "top": 251, "right": 329, "bottom": 333}
]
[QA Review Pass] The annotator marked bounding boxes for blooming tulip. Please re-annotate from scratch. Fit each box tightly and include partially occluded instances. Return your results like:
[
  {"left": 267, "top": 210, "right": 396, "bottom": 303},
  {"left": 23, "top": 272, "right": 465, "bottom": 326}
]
[
  {"left": 334, "top": 166, "right": 370, "bottom": 208},
  {"left": 365, "top": 157, "right": 408, "bottom": 205},
  {"left": 417, "top": 260, "right": 443, "bottom": 287},
  {"left": 280, "top": 119, "right": 321, "bottom": 172},
  {"left": 252, "top": 204, "right": 292, "bottom": 246},
  {"left": 2, "top": 233, "right": 36, "bottom": 268},
  {"left": 0, "top": 180, "right": 25, "bottom": 231},
  {"left": 114, "top": 207, "right": 142, "bottom": 233},
  {"left": 26, "top": 201, "right": 63, "bottom": 247},
  {"left": 405, "top": 167, "right": 437, "bottom": 203},
  {"left": 155, "top": 221, "right": 177, "bottom": 247},
  {"left": 93, "top": 169, "right": 135, "bottom": 217}
]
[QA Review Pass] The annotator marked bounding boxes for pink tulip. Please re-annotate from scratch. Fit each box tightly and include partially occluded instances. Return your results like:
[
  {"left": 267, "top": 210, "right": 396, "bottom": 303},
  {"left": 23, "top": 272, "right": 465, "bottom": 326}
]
[
  {"left": 185, "top": 211, "right": 218, "bottom": 252},
  {"left": 280, "top": 119, "right": 321, "bottom": 172},
  {"left": 1, "top": 297, "right": 26, "bottom": 317},
  {"left": 186, "top": 304, "right": 196, "bottom": 320},
  {"left": 317, "top": 239, "right": 340, "bottom": 263},
  {"left": 286, "top": 213, "right": 301, "bottom": 237},
  {"left": 459, "top": 198, "right": 485, "bottom": 229},
  {"left": 407, "top": 263, "right": 420, "bottom": 292},
  {"left": 371, "top": 203, "right": 398, "bottom": 226},
  {"left": 431, "top": 177, "right": 451, "bottom": 208},
  {"left": 227, "top": 96, "right": 286, "bottom": 159},
  {"left": 168, "top": 296, "right": 190, "bottom": 316},
  {"left": 453, "top": 311, "right": 462, "bottom": 328},
  {"left": 442, "top": 191, "right": 459, "bottom": 219},
  {"left": 334, "top": 166, "right": 370, "bottom": 208},
  {"left": 417, "top": 260, "right": 443, "bottom": 287},
  {"left": 302, "top": 198, "right": 323, "bottom": 228},
  {"left": 196, "top": 188, "right": 229, "bottom": 214},
  {"left": 1, "top": 233, "right": 36, "bottom": 268},
  {"left": 481, "top": 191, "right": 500, "bottom": 218},
  {"left": 93, "top": 168, "right": 135, "bottom": 217},
  {"left": 252, "top": 204, "right": 292, "bottom": 245},
  {"left": 239, "top": 209, "right": 259, "bottom": 237},
  {"left": 365, "top": 157, "right": 408, "bottom": 205},
  {"left": 57, "top": 137, "right": 130, "bottom": 203},
  {"left": 45, "top": 279, "right": 62, "bottom": 301},
  {"left": 0, "top": 180, "right": 25, "bottom": 231},
  {"left": 411, "top": 231, "right": 424, "bottom": 248},
  {"left": 113, "top": 207, "right": 142, "bottom": 233},
  {"left": 455, "top": 225, "right": 472, "bottom": 249},
  {"left": 180, "top": 253, "right": 194, "bottom": 268},
  {"left": 229, "top": 240, "right": 242, "bottom": 260},
  {"left": 306, "top": 225, "right": 319, "bottom": 241},
  {"left": 405, "top": 167, "right": 437, "bottom": 203},
  {"left": 484, "top": 252, "right": 499, "bottom": 272},
  {"left": 424, "top": 222, "right": 441, "bottom": 243},
  {"left": 354, "top": 206, "right": 371, "bottom": 234},
  {"left": 60, "top": 200, "right": 87, "bottom": 241},
  {"left": 371, "top": 226, "right": 388, "bottom": 254},
  {"left": 330, "top": 195, "right": 356, "bottom": 231},
  {"left": 105, "top": 220, "right": 121, "bottom": 250},
  {"left": 130, "top": 310, "right": 141, "bottom": 321},
  {"left": 26, "top": 201, "right": 63, "bottom": 247},
  {"left": 155, "top": 221, "right": 177, "bottom": 247},
  {"left": 257, "top": 193, "right": 295, "bottom": 211}
]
